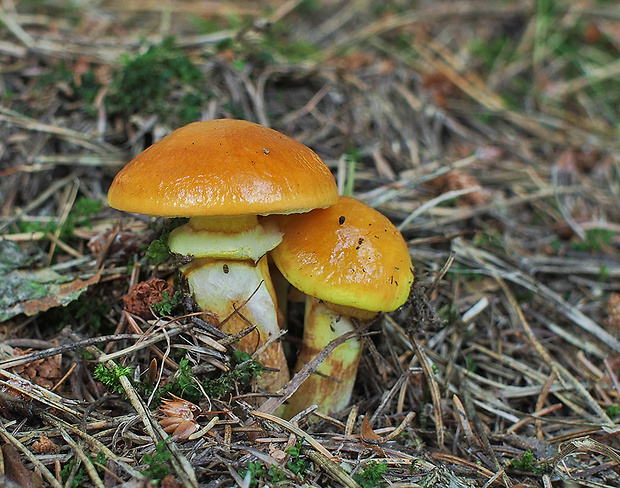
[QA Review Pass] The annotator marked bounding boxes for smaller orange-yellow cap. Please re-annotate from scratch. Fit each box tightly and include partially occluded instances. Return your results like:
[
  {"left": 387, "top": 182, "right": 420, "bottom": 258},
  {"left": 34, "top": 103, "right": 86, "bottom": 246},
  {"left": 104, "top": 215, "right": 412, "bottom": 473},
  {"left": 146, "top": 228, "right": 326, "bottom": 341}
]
[
  {"left": 269, "top": 196, "right": 414, "bottom": 312},
  {"left": 108, "top": 119, "right": 338, "bottom": 217}
]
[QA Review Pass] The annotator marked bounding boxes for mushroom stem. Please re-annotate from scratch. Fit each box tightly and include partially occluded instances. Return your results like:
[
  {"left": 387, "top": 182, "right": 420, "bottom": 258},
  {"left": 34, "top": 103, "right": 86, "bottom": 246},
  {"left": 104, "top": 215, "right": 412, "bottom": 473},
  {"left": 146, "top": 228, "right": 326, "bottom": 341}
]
[
  {"left": 285, "top": 296, "right": 374, "bottom": 417},
  {"left": 169, "top": 216, "right": 290, "bottom": 392}
]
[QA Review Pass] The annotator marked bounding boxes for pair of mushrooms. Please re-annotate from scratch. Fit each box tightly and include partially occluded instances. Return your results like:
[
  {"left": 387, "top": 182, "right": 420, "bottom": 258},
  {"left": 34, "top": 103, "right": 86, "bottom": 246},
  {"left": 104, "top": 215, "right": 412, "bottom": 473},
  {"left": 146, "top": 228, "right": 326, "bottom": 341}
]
[{"left": 108, "top": 119, "right": 413, "bottom": 416}]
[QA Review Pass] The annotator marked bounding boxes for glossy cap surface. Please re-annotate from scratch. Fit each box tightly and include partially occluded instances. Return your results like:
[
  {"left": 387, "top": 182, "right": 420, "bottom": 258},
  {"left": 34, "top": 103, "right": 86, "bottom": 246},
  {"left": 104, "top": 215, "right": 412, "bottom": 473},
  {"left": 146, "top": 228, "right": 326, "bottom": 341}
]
[
  {"left": 269, "top": 196, "right": 414, "bottom": 312},
  {"left": 108, "top": 119, "right": 338, "bottom": 217}
]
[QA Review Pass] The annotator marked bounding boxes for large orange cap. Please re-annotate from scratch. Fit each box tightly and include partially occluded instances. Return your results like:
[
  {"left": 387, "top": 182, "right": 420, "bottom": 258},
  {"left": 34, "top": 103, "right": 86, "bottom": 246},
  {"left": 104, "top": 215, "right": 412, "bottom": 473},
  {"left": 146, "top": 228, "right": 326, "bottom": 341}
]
[
  {"left": 108, "top": 119, "right": 338, "bottom": 217},
  {"left": 269, "top": 196, "right": 414, "bottom": 313}
]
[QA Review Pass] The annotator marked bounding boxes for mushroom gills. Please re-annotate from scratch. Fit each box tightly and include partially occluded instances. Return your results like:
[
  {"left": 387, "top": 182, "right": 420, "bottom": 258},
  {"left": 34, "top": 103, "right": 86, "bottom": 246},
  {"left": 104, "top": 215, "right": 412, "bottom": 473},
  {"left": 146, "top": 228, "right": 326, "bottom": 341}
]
[{"left": 168, "top": 215, "right": 282, "bottom": 261}]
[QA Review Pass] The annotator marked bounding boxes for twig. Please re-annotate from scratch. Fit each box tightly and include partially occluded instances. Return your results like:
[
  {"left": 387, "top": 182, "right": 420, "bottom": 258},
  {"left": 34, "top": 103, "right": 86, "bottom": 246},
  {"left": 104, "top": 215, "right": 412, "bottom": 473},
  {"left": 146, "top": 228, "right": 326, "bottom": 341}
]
[
  {"left": 250, "top": 410, "right": 334, "bottom": 460},
  {"left": 306, "top": 450, "right": 362, "bottom": 488},
  {"left": 411, "top": 336, "right": 444, "bottom": 448},
  {"left": 56, "top": 424, "right": 106, "bottom": 488},
  {"left": 453, "top": 238, "right": 620, "bottom": 353},
  {"left": 0, "top": 421, "right": 62, "bottom": 488}
]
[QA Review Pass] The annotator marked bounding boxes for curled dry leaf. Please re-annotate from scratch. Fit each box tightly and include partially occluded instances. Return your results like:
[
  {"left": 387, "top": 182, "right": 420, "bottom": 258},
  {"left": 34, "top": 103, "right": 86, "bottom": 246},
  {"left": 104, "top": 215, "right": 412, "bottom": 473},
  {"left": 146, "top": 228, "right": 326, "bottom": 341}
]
[
  {"left": 158, "top": 393, "right": 201, "bottom": 440},
  {"left": 270, "top": 447, "right": 287, "bottom": 462},
  {"left": 146, "top": 358, "right": 159, "bottom": 385},
  {"left": 361, "top": 414, "right": 383, "bottom": 445},
  {"left": 124, "top": 278, "right": 175, "bottom": 319},
  {"left": 582, "top": 22, "right": 602, "bottom": 44}
]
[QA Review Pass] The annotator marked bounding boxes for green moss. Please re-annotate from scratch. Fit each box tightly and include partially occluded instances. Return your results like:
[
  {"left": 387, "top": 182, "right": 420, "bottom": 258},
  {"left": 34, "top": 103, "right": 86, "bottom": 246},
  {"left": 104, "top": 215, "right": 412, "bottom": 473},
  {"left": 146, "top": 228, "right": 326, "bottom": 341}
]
[
  {"left": 151, "top": 290, "right": 182, "bottom": 316},
  {"left": 353, "top": 461, "right": 389, "bottom": 488},
  {"left": 63, "top": 197, "right": 103, "bottom": 239},
  {"left": 147, "top": 351, "right": 263, "bottom": 407},
  {"left": 108, "top": 36, "right": 210, "bottom": 124},
  {"left": 37, "top": 61, "right": 102, "bottom": 113},
  {"left": 162, "top": 357, "right": 202, "bottom": 404},
  {"left": 63, "top": 292, "right": 112, "bottom": 332},
  {"left": 571, "top": 228, "right": 615, "bottom": 252},
  {"left": 60, "top": 451, "right": 106, "bottom": 488},
  {"left": 141, "top": 439, "right": 172, "bottom": 481},
  {"left": 17, "top": 197, "right": 101, "bottom": 241},
  {"left": 202, "top": 350, "right": 263, "bottom": 398},
  {"left": 606, "top": 404, "right": 620, "bottom": 418},
  {"left": 94, "top": 363, "right": 131, "bottom": 394},
  {"left": 145, "top": 236, "right": 172, "bottom": 264},
  {"left": 510, "top": 449, "right": 549, "bottom": 475}
]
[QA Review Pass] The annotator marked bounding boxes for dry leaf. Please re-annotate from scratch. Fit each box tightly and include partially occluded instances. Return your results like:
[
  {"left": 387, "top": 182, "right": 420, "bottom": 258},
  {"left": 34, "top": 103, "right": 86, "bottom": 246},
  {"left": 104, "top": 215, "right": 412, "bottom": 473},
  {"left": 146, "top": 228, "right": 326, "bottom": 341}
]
[
  {"left": 161, "top": 474, "right": 182, "bottom": 488},
  {"left": 2, "top": 443, "right": 35, "bottom": 488},
  {"left": 0, "top": 267, "right": 102, "bottom": 321},
  {"left": 421, "top": 71, "right": 460, "bottom": 108},
  {"left": 361, "top": 414, "right": 382, "bottom": 444}
]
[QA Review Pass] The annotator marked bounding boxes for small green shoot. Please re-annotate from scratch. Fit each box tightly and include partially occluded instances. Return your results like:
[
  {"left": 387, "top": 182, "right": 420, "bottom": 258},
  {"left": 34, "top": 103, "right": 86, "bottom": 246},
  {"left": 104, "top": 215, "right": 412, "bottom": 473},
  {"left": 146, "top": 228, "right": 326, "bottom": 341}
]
[
  {"left": 141, "top": 439, "right": 172, "bottom": 481},
  {"left": 94, "top": 363, "right": 131, "bottom": 394},
  {"left": 465, "top": 356, "right": 477, "bottom": 373},
  {"left": 240, "top": 461, "right": 265, "bottom": 488},
  {"left": 60, "top": 451, "right": 106, "bottom": 488},
  {"left": 151, "top": 290, "right": 181, "bottom": 316},
  {"left": 285, "top": 439, "right": 308, "bottom": 476},
  {"left": 267, "top": 466, "right": 286, "bottom": 484},
  {"left": 510, "top": 449, "right": 549, "bottom": 475},
  {"left": 353, "top": 461, "right": 389, "bottom": 488},
  {"left": 145, "top": 236, "right": 171, "bottom": 264},
  {"left": 59, "top": 458, "right": 85, "bottom": 488},
  {"left": 240, "top": 460, "right": 286, "bottom": 487},
  {"left": 343, "top": 148, "right": 360, "bottom": 197},
  {"left": 571, "top": 228, "right": 615, "bottom": 252},
  {"left": 606, "top": 404, "right": 620, "bottom": 418},
  {"left": 158, "top": 357, "right": 202, "bottom": 404}
]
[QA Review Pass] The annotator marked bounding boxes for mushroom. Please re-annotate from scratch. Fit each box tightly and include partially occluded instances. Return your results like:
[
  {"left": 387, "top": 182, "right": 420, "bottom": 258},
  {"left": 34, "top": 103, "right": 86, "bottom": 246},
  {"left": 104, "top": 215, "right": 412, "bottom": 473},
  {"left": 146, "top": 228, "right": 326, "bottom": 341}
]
[
  {"left": 108, "top": 119, "right": 338, "bottom": 392},
  {"left": 267, "top": 196, "right": 414, "bottom": 416}
]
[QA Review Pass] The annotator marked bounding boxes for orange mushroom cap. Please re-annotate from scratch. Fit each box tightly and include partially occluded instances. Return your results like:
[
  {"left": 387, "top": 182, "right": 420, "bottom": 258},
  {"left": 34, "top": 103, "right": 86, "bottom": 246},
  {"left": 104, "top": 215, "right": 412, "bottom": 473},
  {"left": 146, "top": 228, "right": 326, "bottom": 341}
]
[
  {"left": 269, "top": 196, "right": 414, "bottom": 313},
  {"left": 108, "top": 119, "right": 338, "bottom": 217}
]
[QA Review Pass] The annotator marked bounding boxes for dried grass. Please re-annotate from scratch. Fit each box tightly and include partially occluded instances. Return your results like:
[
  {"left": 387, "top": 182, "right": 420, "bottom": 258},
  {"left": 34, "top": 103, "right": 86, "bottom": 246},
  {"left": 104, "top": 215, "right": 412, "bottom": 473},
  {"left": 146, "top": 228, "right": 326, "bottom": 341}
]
[{"left": 1, "top": 1, "right": 619, "bottom": 487}]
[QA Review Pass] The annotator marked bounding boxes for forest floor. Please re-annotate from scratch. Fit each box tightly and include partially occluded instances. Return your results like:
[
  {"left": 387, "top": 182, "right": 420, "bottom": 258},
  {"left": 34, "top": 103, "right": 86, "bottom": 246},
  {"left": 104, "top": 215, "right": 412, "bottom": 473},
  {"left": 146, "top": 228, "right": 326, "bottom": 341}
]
[{"left": 1, "top": 1, "right": 619, "bottom": 487}]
